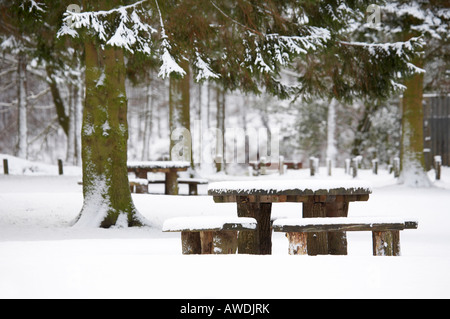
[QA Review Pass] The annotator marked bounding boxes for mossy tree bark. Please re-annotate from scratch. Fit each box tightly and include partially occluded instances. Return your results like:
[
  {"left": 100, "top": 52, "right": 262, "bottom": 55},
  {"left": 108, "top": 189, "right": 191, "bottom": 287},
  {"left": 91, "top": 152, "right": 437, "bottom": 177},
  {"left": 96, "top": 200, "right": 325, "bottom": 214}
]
[
  {"left": 74, "top": 0, "right": 146, "bottom": 228},
  {"left": 400, "top": 52, "right": 431, "bottom": 187}
]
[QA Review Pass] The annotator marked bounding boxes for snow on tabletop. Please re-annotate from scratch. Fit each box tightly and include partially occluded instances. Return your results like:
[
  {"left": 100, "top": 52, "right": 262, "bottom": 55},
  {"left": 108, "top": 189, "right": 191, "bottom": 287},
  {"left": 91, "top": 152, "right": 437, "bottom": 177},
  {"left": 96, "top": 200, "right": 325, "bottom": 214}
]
[
  {"left": 208, "top": 179, "right": 372, "bottom": 195},
  {"left": 273, "top": 217, "right": 418, "bottom": 227},
  {"left": 162, "top": 216, "right": 257, "bottom": 232},
  {"left": 127, "top": 161, "right": 190, "bottom": 169}
]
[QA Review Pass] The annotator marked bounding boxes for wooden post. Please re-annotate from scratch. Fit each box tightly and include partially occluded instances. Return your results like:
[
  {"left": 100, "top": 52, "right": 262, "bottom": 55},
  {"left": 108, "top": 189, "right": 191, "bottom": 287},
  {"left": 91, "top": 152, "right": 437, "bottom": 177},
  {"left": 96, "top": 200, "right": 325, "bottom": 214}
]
[
  {"left": 58, "top": 159, "right": 64, "bottom": 175},
  {"left": 200, "top": 231, "right": 214, "bottom": 254},
  {"left": 279, "top": 156, "right": 284, "bottom": 175},
  {"left": 199, "top": 231, "right": 239, "bottom": 254},
  {"left": 326, "top": 199, "right": 349, "bottom": 255},
  {"left": 236, "top": 196, "right": 272, "bottom": 255},
  {"left": 188, "top": 183, "right": 198, "bottom": 195},
  {"left": 435, "top": 156, "right": 442, "bottom": 181},
  {"left": 181, "top": 231, "right": 202, "bottom": 254},
  {"left": 326, "top": 158, "right": 332, "bottom": 176},
  {"left": 309, "top": 157, "right": 316, "bottom": 176},
  {"left": 372, "top": 230, "right": 401, "bottom": 256},
  {"left": 372, "top": 159, "right": 378, "bottom": 175},
  {"left": 3, "top": 159, "right": 8, "bottom": 175},
  {"left": 393, "top": 157, "right": 400, "bottom": 178},
  {"left": 165, "top": 170, "right": 179, "bottom": 195},
  {"left": 388, "top": 164, "right": 393, "bottom": 174},
  {"left": 303, "top": 201, "right": 328, "bottom": 256},
  {"left": 135, "top": 184, "right": 148, "bottom": 194},
  {"left": 213, "top": 231, "right": 238, "bottom": 254},
  {"left": 260, "top": 157, "right": 267, "bottom": 175},
  {"left": 351, "top": 158, "right": 358, "bottom": 178},
  {"left": 345, "top": 159, "right": 350, "bottom": 175},
  {"left": 286, "top": 232, "right": 308, "bottom": 255}
]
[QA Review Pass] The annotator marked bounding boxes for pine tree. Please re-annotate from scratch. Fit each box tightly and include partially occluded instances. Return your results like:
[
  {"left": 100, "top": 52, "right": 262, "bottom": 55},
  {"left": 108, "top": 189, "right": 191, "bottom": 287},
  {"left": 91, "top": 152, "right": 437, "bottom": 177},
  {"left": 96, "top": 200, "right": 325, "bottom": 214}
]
[
  {"left": 381, "top": 1, "right": 450, "bottom": 186},
  {"left": 56, "top": 0, "right": 426, "bottom": 227}
]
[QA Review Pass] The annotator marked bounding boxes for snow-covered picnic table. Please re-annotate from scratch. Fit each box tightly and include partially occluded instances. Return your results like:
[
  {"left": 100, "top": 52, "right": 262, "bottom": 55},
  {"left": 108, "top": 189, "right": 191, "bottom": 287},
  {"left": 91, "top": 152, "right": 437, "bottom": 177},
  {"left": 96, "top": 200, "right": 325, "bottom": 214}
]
[
  {"left": 127, "top": 161, "right": 190, "bottom": 195},
  {"left": 208, "top": 180, "right": 372, "bottom": 255}
]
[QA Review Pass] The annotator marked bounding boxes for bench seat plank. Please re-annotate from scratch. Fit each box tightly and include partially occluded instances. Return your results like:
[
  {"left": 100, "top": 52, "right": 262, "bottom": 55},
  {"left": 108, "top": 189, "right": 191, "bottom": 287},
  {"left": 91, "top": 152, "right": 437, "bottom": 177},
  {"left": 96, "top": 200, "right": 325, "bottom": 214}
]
[
  {"left": 273, "top": 217, "right": 418, "bottom": 233},
  {"left": 178, "top": 178, "right": 209, "bottom": 184},
  {"left": 163, "top": 216, "right": 257, "bottom": 232},
  {"left": 148, "top": 178, "right": 208, "bottom": 184}
]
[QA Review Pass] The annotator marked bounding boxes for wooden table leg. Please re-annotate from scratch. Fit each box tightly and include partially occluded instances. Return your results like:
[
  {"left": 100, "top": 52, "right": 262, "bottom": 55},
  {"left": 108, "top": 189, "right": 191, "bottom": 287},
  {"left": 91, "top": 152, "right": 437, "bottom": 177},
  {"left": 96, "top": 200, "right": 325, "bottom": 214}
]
[
  {"left": 236, "top": 196, "right": 272, "bottom": 255},
  {"left": 181, "top": 231, "right": 201, "bottom": 254},
  {"left": 135, "top": 169, "right": 148, "bottom": 179},
  {"left": 165, "top": 171, "right": 179, "bottom": 195},
  {"left": 303, "top": 200, "right": 328, "bottom": 255},
  {"left": 326, "top": 198, "right": 349, "bottom": 255}
]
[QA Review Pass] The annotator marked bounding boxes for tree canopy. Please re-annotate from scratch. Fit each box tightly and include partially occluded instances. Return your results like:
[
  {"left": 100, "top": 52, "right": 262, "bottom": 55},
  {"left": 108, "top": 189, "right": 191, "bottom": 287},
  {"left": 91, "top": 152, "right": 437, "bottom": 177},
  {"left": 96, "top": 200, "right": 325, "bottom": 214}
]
[{"left": 58, "top": 0, "right": 425, "bottom": 101}]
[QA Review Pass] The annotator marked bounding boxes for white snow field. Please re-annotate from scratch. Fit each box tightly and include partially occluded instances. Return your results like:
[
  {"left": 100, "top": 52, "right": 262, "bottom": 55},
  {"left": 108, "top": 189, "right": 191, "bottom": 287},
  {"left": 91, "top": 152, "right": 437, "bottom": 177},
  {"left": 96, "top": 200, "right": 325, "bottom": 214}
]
[{"left": 1, "top": 155, "right": 450, "bottom": 299}]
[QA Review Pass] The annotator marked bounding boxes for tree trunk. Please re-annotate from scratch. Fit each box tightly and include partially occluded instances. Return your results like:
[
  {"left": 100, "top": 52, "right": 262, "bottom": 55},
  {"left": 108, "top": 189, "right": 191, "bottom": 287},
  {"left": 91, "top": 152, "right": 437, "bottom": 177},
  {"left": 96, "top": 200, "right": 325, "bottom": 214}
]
[
  {"left": 400, "top": 54, "right": 431, "bottom": 187},
  {"left": 66, "top": 83, "right": 76, "bottom": 164},
  {"left": 169, "top": 60, "right": 191, "bottom": 165},
  {"left": 74, "top": 2, "right": 146, "bottom": 228},
  {"left": 46, "top": 66, "right": 70, "bottom": 137},
  {"left": 74, "top": 79, "right": 83, "bottom": 166},
  {"left": 16, "top": 52, "right": 28, "bottom": 159},
  {"left": 215, "top": 86, "right": 225, "bottom": 172},
  {"left": 142, "top": 72, "right": 153, "bottom": 161},
  {"left": 326, "top": 98, "right": 338, "bottom": 162},
  {"left": 351, "top": 101, "right": 378, "bottom": 158}
]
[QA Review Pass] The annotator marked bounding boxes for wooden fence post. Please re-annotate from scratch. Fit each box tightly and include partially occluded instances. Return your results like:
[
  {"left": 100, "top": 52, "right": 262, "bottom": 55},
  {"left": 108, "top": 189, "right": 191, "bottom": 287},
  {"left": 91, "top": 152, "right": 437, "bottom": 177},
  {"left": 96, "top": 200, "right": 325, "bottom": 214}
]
[
  {"left": 260, "top": 157, "right": 267, "bottom": 175},
  {"left": 372, "top": 159, "right": 378, "bottom": 175},
  {"left": 58, "top": 159, "right": 64, "bottom": 175},
  {"left": 279, "top": 156, "right": 284, "bottom": 175},
  {"left": 309, "top": 157, "right": 316, "bottom": 176},
  {"left": 345, "top": 159, "right": 350, "bottom": 175},
  {"left": 393, "top": 157, "right": 400, "bottom": 178},
  {"left": 351, "top": 158, "right": 358, "bottom": 178},
  {"left": 3, "top": 159, "right": 8, "bottom": 175},
  {"left": 326, "top": 158, "right": 332, "bottom": 176},
  {"left": 435, "top": 156, "right": 442, "bottom": 181}
]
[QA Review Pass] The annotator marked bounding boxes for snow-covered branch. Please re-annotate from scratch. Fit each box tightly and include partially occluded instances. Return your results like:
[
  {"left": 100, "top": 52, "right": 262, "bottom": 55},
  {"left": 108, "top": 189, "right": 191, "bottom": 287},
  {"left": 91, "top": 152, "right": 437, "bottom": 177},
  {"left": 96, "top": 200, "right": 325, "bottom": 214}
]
[
  {"left": 154, "top": 0, "right": 186, "bottom": 78},
  {"left": 338, "top": 36, "right": 425, "bottom": 75},
  {"left": 193, "top": 48, "right": 220, "bottom": 82},
  {"left": 20, "top": 0, "right": 45, "bottom": 13},
  {"left": 58, "top": 0, "right": 155, "bottom": 54}
]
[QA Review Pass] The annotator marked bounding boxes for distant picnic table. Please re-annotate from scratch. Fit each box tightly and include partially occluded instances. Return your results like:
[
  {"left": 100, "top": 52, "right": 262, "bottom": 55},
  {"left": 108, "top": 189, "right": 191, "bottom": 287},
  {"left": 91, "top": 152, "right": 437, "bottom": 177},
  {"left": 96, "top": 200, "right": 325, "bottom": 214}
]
[
  {"left": 208, "top": 180, "right": 372, "bottom": 255},
  {"left": 127, "top": 161, "right": 190, "bottom": 195}
]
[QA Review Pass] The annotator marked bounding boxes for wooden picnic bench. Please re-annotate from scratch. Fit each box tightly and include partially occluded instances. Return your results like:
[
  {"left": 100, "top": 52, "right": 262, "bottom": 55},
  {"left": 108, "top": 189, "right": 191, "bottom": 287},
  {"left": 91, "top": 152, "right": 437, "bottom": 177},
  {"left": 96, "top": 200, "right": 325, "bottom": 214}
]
[
  {"left": 127, "top": 161, "right": 190, "bottom": 195},
  {"left": 148, "top": 178, "right": 208, "bottom": 195},
  {"left": 208, "top": 180, "right": 372, "bottom": 255},
  {"left": 163, "top": 217, "right": 257, "bottom": 254},
  {"left": 273, "top": 217, "right": 418, "bottom": 256}
]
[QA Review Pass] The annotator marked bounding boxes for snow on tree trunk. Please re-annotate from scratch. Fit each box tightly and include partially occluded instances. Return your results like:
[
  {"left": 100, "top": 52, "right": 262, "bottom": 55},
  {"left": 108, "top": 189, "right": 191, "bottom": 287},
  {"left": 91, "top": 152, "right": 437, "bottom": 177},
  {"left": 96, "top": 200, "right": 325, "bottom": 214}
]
[
  {"left": 74, "top": 35, "right": 147, "bottom": 228},
  {"left": 399, "top": 56, "right": 431, "bottom": 188},
  {"left": 16, "top": 52, "right": 28, "bottom": 159}
]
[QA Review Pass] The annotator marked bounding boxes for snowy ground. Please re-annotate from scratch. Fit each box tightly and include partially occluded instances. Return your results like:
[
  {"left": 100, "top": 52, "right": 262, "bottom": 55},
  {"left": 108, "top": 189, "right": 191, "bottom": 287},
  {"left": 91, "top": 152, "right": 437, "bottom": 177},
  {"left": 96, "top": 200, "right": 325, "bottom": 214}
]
[{"left": 1, "top": 155, "right": 450, "bottom": 299}]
